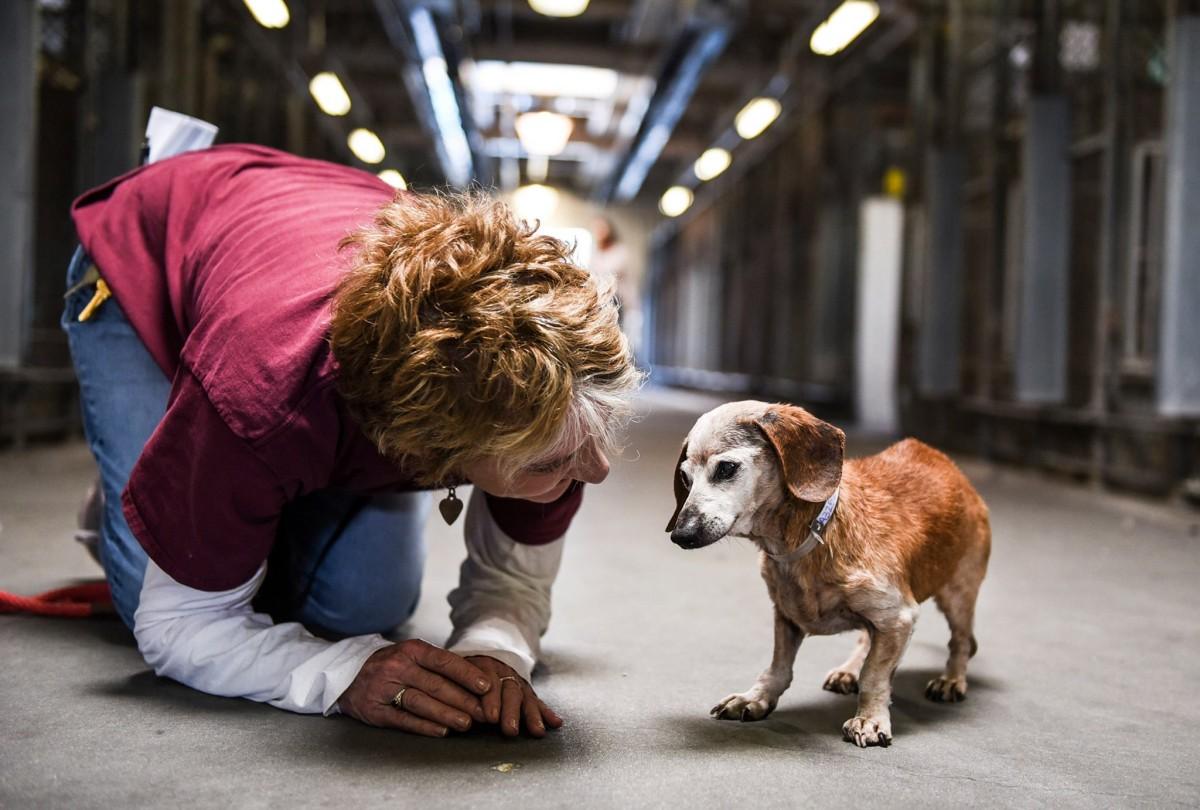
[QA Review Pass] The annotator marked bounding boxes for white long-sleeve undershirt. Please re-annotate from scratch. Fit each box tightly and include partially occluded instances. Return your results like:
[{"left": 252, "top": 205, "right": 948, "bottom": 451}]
[{"left": 132, "top": 489, "right": 563, "bottom": 715}]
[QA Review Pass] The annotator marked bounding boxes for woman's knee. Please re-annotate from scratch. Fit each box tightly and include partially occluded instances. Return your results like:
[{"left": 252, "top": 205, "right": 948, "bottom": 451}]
[{"left": 294, "top": 492, "right": 430, "bottom": 636}]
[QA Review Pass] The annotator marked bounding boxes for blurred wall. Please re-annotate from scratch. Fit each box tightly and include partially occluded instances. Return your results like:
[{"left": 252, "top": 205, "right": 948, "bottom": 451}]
[{"left": 646, "top": 1, "right": 1200, "bottom": 500}]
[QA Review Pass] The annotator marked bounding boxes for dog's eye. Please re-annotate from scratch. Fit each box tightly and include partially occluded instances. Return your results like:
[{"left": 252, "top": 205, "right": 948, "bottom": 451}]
[{"left": 712, "top": 460, "right": 740, "bottom": 482}]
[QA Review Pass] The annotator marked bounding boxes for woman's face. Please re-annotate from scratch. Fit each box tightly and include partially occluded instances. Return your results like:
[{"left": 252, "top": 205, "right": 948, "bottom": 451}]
[{"left": 464, "top": 439, "right": 610, "bottom": 503}]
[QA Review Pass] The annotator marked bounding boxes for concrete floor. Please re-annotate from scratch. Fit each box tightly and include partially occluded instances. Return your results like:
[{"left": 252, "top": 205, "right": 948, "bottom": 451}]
[{"left": 2, "top": 388, "right": 1199, "bottom": 808}]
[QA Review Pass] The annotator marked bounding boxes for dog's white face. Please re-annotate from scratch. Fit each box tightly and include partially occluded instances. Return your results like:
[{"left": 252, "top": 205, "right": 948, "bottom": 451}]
[{"left": 668, "top": 402, "right": 785, "bottom": 549}]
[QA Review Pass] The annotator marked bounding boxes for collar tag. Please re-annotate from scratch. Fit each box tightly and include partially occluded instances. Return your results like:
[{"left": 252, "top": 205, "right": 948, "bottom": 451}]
[{"left": 765, "top": 487, "right": 840, "bottom": 564}]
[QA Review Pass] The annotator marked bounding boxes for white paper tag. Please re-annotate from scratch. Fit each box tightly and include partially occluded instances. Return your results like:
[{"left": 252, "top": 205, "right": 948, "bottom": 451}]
[{"left": 144, "top": 107, "right": 218, "bottom": 164}]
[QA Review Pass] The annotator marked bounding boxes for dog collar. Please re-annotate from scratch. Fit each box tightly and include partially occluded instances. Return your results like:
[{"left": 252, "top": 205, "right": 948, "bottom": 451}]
[{"left": 766, "top": 487, "right": 840, "bottom": 564}]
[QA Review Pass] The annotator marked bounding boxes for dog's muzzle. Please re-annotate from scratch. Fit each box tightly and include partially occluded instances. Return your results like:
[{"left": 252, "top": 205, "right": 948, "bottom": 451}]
[{"left": 669, "top": 511, "right": 727, "bottom": 549}]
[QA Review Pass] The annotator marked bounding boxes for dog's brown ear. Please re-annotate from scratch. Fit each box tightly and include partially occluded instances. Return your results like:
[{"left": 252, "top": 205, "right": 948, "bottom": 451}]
[
  {"left": 753, "top": 406, "right": 845, "bottom": 503},
  {"left": 665, "top": 441, "right": 689, "bottom": 532}
]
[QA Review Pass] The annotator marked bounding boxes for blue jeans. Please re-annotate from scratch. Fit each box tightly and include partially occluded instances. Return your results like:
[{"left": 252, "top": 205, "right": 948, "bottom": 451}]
[{"left": 62, "top": 247, "right": 428, "bottom": 635}]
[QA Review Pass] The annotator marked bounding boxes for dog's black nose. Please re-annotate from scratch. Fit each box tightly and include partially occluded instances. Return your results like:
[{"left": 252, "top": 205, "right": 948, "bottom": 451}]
[{"left": 671, "top": 528, "right": 701, "bottom": 549}]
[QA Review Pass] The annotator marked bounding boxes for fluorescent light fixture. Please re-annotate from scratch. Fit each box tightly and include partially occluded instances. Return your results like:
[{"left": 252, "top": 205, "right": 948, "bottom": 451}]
[
  {"left": 528, "top": 0, "right": 589, "bottom": 17},
  {"left": 693, "top": 147, "right": 732, "bottom": 181},
  {"left": 464, "top": 60, "right": 619, "bottom": 99},
  {"left": 512, "top": 184, "right": 560, "bottom": 223},
  {"left": 347, "top": 128, "right": 385, "bottom": 164},
  {"left": 735, "top": 97, "right": 782, "bottom": 139},
  {"left": 378, "top": 169, "right": 407, "bottom": 190},
  {"left": 515, "top": 111, "right": 574, "bottom": 156},
  {"left": 810, "top": 0, "right": 880, "bottom": 56},
  {"left": 659, "top": 186, "right": 694, "bottom": 217},
  {"left": 243, "top": 0, "right": 289, "bottom": 28},
  {"left": 308, "top": 71, "right": 351, "bottom": 116}
]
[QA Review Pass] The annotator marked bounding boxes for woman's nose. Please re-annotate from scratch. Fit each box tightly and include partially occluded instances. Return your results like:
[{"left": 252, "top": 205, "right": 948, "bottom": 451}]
[{"left": 574, "top": 447, "right": 610, "bottom": 485}]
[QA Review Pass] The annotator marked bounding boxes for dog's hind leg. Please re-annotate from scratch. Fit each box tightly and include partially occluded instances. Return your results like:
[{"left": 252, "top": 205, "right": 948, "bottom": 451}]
[
  {"left": 926, "top": 534, "right": 988, "bottom": 702},
  {"left": 822, "top": 629, "right": 870, "bottom": 694},
  {"left": 712, "top": 609, "right": 804, "bottom": 722}
]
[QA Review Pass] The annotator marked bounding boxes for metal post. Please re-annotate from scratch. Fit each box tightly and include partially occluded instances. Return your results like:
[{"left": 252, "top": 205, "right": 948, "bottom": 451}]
[
  {"left": 1157, "top": 11, "right": 1200, "bottom": 415},
  {"left": 1015, "top": 0, "right": 1070, "bottom": 403},
  {"left": 918, "top": 148, "right": 965, "bottom": 396},
  {"left": 0, "top": 0, "right": 38, "bottom": 368},
  {"left": 1014, "top": 96, "right": 1071, "bottom": 402}
]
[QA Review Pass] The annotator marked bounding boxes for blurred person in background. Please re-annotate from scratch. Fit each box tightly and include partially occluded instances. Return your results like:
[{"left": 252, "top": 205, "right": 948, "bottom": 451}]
[
  {"left": 589, "top": 215, "right": 642, "bottom": 358},
  {"left": 64, "top": 144, "right": 641, "bottom": 738}
]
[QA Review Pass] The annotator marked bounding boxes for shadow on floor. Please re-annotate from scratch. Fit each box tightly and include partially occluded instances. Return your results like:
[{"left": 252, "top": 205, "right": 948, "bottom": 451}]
[{"left": 659, "top": 667, "right": 1000, "bottom": 754}]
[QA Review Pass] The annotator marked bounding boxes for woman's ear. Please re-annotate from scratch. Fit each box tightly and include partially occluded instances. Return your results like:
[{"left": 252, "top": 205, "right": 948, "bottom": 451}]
[
  {"left": 665, "top": 441, "right": 689, "bottom": 532},
  {"left": 752, "top": 405, "right": 845, "bottom": 503}
]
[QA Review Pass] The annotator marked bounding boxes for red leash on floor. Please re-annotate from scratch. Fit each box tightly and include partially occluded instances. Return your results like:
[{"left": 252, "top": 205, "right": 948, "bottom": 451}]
[{"left": 0, "top": 581, "right": 113, "bottom": 617}]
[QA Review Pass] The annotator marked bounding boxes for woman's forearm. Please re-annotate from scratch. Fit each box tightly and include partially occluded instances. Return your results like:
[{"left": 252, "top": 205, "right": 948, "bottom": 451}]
[
  {"left": 134, "top": 560, "right": 391, "bottom": 714},
  {"left": 446, "top": 488, "right": 564, "bottom": 681}
]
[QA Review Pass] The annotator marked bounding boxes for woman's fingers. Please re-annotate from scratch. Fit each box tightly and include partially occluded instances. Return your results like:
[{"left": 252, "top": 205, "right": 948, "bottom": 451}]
[
  {"left": 381, "top": 709, "right": 451, "bottom": 738},
  {"left": 402, "top": 640, "right": 491, "bottom": 695},
  {"left": 404, "top": 668, "right": 485, "bottom": 722},
  {"left": 482, "top": 674, "right": 503, "bottom": 724},
  {"left": 538, "top": 697, "right": 564, "bottom": 729},
  {"left": 499, "top": 678, "right": 524, "bottom": 737},
  {"left": 522, "top": 687, "right": 546, "bottom": 738},
  {"left": 396, "top": 688, "right": 474, "bottom": 733}
]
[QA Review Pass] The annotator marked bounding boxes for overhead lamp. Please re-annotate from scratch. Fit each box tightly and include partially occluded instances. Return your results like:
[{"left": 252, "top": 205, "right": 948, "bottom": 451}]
[
  {"left": 528, "top": 0, "right": 589, "bottom": 18},
  {"left": 308, "top": 71, "right": 351, "bottom": 116},
  {"left": 347, "top": 128, "right": 385, "bottom": 164},
  {"left": 693, "top": 148, "right": 732, "bottom": 182},
  {"left": 378, "top": 169, "right": 407, "bottom": 190},
  {"left": 243, "top": 0, "right": 290, "bottom": 28},
  {"left": 465, "top": 60, "right": 619, "bottom": 100},
  {"left": 810, "top": 0, "right": 880, "bottom": 57},
  {"left": 512, "top": 184, "right": 560, "bottom": 223},
  {"left": 735, "top": 97, "right": 782, "bottom": 140},
  {"left": 659, "top": 186, "right": 694, "bottom": 218},
  {"left": 515, "top": 111, "right": 574, "bottom": 156}
]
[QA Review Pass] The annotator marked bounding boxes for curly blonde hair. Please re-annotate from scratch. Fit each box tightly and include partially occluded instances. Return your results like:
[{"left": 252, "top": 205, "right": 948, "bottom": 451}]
[{"left": 330, "top": 190, "right": 642, "bottom": 485}]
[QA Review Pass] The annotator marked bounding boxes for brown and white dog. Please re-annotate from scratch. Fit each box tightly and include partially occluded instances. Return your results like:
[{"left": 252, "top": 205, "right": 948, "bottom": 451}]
[{"left": 667, "top": 401, "right": 991, "bottom": 747}]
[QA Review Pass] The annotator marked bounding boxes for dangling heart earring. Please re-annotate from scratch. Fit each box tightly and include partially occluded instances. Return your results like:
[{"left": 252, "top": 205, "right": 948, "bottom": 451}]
[{"left": 439, "top": 486, "right": 463, "bottom": 525}]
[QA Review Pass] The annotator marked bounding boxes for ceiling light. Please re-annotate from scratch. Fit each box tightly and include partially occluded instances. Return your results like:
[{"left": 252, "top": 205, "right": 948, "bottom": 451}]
[
  {"left": 810, "top": 0, "right": 880, "bottom": 57},
  {"left": 512, "top": 184, "right": 560, "bottom": 223},
  {"left": 515, "top": 111, "right": 574, "bottom": 156},
  {"left": 659, "top": 186, "right": 694, "bottom": 218},
  {"left": 735, "top": 97, "right": 782, "bottom": 140},
  {"left": 527, "top": 0, "right": 589, "bottom": 18},
  {"left": 694, "top": 148, "right": 732, "bottom": 182},
  {"left": 464, "top": 61, "right": 619, "bottom": 99},
  {"left": 243, "top": 0, "right": 289, "bottom": 28},
  {"left": 347, "top": 128, "right": 385, "bottom": 164},
  {"left": 378, "top": 169, "right": 407, "bottom": 190},
  {"left": 308, "top": 71, "right": 351, "bottom": 116}
]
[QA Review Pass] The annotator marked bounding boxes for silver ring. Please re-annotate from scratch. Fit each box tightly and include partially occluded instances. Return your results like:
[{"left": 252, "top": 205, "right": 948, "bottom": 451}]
[
  {"left": 391, "top": 687, "right": 408, "bottom": 709},
  {"left": 498, "top": 676, "right": 520, "bottom": 687}
]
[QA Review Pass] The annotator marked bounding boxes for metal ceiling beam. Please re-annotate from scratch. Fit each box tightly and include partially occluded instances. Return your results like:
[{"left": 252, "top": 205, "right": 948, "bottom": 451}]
[
  {"left": 373, "top": 0, "right": 478, "bottom": 187},
  {"left": 598, "top": 0, "right": 739, "bottom": 202}
]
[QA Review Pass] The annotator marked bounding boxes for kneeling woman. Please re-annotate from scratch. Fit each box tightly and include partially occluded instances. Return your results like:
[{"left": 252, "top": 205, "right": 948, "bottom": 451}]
[{"left": 66, "top": 144, "right": 639, "bottom": 737}]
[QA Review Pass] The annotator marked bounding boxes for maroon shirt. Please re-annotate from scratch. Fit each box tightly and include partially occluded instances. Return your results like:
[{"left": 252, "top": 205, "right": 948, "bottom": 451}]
[{"left": 72, "top": 144, "right": 582, "bottom": 591}]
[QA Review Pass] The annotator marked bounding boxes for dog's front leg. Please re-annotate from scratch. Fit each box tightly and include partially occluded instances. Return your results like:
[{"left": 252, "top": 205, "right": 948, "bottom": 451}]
[
  {"left": 711, "top": 609, "right": 803, "bottom": 722},
  {"left": 842, "top": 606, "right": 917, "bottom": 747}
]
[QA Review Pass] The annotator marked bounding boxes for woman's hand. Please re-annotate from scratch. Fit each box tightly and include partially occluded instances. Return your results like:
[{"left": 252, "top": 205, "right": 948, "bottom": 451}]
[
  {"left": 467, "top": 655, "right": 564, "bottom": 738},
  {"left": 338, "top": 639, "right": 491, "bottom": 737}
]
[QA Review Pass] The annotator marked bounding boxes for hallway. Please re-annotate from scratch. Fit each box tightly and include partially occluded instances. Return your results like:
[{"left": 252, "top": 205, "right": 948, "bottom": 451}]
[{"left": 2, "top": 388, "right": 1197, "bottom": 807}]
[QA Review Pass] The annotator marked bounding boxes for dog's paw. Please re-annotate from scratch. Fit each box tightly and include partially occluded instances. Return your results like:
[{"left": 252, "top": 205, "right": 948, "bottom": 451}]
[
  {"left": 710, "top": 691, "right": 775, "bottom": 722},
  {"left": 822, "top": 669, "right": 859, "bottom": 695},
  {"left": 842, "top": 714, "right": 892, "bottom": 748},
  {"left": 925, "top": 675, "right": 967, "bottom": 702}
]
